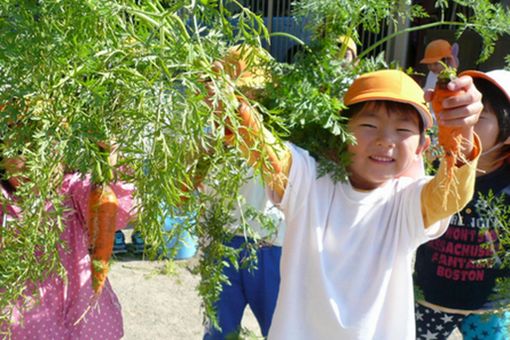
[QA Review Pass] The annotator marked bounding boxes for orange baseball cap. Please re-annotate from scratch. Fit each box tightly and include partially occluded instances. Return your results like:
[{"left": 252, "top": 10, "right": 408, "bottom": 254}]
[
  {"left": 420, "top": 39, "right": 453, "bottom": 64},
  {"left": 344, "top": 69, "right": 433, "bottom": 128}
]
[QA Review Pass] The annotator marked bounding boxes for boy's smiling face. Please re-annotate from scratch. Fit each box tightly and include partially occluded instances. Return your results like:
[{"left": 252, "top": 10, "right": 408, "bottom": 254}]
[{"left": 346, "top": 101, "right": 424, "bottom": 190}]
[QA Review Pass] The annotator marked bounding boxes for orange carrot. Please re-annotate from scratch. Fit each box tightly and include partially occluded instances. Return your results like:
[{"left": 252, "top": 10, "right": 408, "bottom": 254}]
[
  {"left": 237, "top": 99, "right": 282, "bottom": 174},
  {"left": 431, "top": 67, "right": 464, "bottom": 202},
  {"left": 87, "top": 183, "right": 118, "bottom": 294}
]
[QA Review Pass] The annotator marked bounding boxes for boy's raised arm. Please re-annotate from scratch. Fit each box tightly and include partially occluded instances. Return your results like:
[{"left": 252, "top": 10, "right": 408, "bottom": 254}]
[
  {"left": 421, "top": 75, "right": 483, "bottom": 228},
  {"left": 206, "top": 61, "right": 292, "bottom": 201},
  {"left": 231, "top": 99, "right": 292, "bottom": 199}
]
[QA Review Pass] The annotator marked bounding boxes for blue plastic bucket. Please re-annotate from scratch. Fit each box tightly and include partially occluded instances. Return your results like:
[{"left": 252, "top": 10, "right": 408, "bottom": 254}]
[{"left": 162, "top": 214, "right": 198, "bottom": 260}]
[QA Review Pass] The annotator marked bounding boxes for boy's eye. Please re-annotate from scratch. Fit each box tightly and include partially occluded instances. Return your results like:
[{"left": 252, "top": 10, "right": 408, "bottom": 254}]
[
  {"left": 397, "top": 128, "right": 413, "bottom": 133},
  {"left": 396, "top": 123, "right": 418, "bottom": 133},
  {"left": 360, "top": 123, "right": 376, "bottom": 128}
]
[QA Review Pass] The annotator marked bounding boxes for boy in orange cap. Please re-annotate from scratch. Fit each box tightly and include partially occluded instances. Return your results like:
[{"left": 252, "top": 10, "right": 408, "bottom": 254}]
[
  {"left": 208, "top": 67, "right": 482, "bottom": 339},
  {"left": 420, "top": 39, "right": 459, "bottom": 91}
]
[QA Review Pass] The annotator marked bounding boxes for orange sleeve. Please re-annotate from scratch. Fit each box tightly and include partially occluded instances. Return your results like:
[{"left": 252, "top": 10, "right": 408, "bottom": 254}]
[{"left": 421, "top": 133, "right": 481, "bottom": 228}]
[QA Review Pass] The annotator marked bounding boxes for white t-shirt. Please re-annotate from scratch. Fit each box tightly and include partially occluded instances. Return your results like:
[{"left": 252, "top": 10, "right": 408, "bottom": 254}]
[
  {"left": 230, "top": 170, "right": 286, "bottom": 246},
  {"left": 423, "top": 71, "right": 439, "bottom": 117},
  {"left": 268, "top": 144, "right": 449, "bottom": 340},
  {"left": 423, "top": 71, "right": 438, "bottom": 91}
]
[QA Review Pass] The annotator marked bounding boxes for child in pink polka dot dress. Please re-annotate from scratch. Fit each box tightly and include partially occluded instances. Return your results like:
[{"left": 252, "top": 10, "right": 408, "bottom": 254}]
[{"left": 1, "top": 171, "right": 135, "bottom": 339}]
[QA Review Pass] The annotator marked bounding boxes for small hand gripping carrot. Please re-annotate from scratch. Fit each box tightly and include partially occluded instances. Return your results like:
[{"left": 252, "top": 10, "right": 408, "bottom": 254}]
[
  {"left": 237, "top": 98, "right": 283, "bottom": 175},
  {"left": 207, "top": 57, "right": 285, "bottom": 177},
  {"left": 431, "top": 66, "right": 465, "bottom": 204}
]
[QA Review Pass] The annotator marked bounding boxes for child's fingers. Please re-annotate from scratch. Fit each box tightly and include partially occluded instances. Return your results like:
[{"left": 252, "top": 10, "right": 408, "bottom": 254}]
[
  {"left": 441, "top": 89, "right": 481, "bottom": 111},
  {"left": 438, "top": 98, "right": 483, "bottom": 127},
  {"left": 198, "top": 62, "right": 224, "bottom": 84},
  {"left": 437, "top": 101, "right": 483, "bottom": 127},
  {"left": 443, "top": 76, "right": 482, "bottom": 110},
  {"left": 446, "top": 75, "right": 473, "bottom": 91},
  {"left": 439, "top": 75, "right": 483, "bottom": 125},
  {"left": 202, "top": 61, "right": 236, "bottom": 109},
  {"left": 211, "top": 61, "right": 224, "bottom": 74},
  {"left": 203, "top": 81, "right": 217, "bottom": 109}
]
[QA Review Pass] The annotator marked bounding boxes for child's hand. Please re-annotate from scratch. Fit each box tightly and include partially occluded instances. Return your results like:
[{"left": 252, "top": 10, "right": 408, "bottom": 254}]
[
  {"left": 426, "top": 75, "right": 482, "bottom": 128},
  {"left": 202, "top": 60, "right": 245, "bottom": 144},
  {"left": 426, "top": 75, "right": 483, "bottom": 157},
  {"left": 203, "top": 61, "right": 236, "bottom": 113}
]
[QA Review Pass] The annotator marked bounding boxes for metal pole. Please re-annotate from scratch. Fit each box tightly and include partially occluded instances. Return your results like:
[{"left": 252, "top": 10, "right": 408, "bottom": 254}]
[
  {"left": 267, "top": 0, "right": 274, "bottom": 34},
  {"left": 390, "top": 0, "right": 411, "bottom": 67}
]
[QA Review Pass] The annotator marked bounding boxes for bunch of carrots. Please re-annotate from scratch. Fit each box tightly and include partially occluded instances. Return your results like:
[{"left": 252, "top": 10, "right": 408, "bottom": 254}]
[{"left": 209, "top": 48, "right": 284, "bottom": 177}]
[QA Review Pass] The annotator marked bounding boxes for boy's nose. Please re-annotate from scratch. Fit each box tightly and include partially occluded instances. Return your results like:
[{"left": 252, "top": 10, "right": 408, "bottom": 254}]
[{"left": 375, "top": 131, "right": 396, "bottom": 148}]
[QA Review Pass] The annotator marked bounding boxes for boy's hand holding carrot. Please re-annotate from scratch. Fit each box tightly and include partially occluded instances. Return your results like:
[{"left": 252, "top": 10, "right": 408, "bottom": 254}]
[
  {"left": 204, "top": 61, "right": 249, "bottom": 141},
  {"left": 424, "top": 70, "right": 483, "bottom": 209},
  {"left": 426, "top": 73, "right": 483, "bottom": 161},
  {"left": 203, "top": 50, "right": 290, "bottom": 197}
]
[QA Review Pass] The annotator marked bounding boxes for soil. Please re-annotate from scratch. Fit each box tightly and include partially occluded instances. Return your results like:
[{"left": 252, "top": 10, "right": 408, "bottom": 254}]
[{"left": 109, "top": 230, "right": 261, "bottom": 340}]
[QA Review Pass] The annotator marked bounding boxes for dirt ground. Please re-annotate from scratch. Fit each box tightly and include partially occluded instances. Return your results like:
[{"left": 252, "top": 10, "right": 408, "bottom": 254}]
[
  {"left": 109, "top": 230, "right": 261, "bottom": 340},
  {"left": 110, "top": 230, "right": 461, "bottom": 340}
]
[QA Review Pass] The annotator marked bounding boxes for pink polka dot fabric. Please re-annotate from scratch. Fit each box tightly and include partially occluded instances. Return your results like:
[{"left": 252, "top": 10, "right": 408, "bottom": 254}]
[{"left": 2, "top": 173, "right": 136, "bottom": 339}]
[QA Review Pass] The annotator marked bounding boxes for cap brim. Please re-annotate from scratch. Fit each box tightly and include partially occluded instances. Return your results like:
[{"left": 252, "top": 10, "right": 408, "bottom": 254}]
[
  {"left": 420, "top": 57, "right": 441, "bottom": 64},
  {"left": 460, "top": 70, "right": 510, "bottom": 102},
  {"left": 347, "top": 94, "right": 433, "bottom": 129}
]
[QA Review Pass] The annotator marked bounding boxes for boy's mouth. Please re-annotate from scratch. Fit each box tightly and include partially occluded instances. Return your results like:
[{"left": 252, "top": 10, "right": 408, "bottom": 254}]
[{"left": 369, "top": 155, "right": 395, "bottom": 163}]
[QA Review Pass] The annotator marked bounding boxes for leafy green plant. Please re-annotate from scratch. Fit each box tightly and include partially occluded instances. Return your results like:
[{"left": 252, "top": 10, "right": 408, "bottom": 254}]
[
  {"left": 476, "top": 190, "right": 510, "bottom": 308},
  {"left": 0, "top": 0, "right": 509, "bottom": 334},
  {"left": 472, "top": 190, "right": 510, "bottom": 333}
]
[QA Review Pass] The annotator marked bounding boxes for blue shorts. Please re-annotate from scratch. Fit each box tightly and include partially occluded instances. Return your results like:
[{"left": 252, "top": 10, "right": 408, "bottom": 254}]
[
  {"left": 203, "top": 236, "right": 282, "bottom": 339},
  {"left": 460, "top": 312, "right": 510, "bottom": 340}
]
